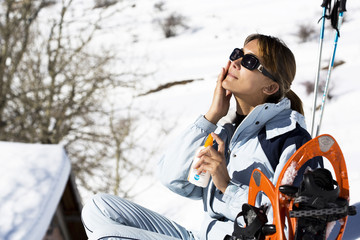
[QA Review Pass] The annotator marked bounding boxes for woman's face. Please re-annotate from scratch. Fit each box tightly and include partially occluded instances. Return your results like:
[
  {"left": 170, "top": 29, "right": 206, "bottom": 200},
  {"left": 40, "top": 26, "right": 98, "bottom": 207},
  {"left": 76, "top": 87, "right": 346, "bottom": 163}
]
[{"left": 222, "top": 39, "right": 277, "bottom": 105}]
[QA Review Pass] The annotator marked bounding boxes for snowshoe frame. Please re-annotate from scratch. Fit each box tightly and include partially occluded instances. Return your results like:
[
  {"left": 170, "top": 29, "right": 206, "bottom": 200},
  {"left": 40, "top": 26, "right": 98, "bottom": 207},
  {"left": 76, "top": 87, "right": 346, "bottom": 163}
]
[{"left": 247, "top": 134, "right": 350, "bottom": 240}]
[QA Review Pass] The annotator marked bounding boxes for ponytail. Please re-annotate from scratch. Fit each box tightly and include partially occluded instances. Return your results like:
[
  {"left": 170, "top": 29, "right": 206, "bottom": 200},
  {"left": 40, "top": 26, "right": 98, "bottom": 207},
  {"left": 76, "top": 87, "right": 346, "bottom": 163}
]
[{"left": 285, "top": 90, "right": 304, "bottom": 115}]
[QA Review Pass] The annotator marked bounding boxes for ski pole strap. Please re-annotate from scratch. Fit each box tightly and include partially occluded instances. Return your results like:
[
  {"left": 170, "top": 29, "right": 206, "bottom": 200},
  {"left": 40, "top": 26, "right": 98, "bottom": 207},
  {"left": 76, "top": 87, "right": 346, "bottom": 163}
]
[
  {"left": 330, "top": 0, "right": 340, "bottom": 31},
  {"left": 318, "top": 0, "right": 346, "bottom": 35},
  {"left": 339, "top": 0, "right": 347, "bottom": 12},
  {"left": 330, "top": 0, "right": 347, "bottom": 34},
  {"left": 318, "top": 0, "right": 332, "bottom": 24}
]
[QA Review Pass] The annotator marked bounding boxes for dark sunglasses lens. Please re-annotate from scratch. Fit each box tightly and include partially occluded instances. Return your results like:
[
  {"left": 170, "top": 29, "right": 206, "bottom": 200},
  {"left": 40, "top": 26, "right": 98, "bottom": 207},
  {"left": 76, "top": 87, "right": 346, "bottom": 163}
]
[
  {"left": 241, "top": 55, "right": 259, "bottom": 70},
  {"left": 229, "top": 49, "right": 243, "bottom": 61}
]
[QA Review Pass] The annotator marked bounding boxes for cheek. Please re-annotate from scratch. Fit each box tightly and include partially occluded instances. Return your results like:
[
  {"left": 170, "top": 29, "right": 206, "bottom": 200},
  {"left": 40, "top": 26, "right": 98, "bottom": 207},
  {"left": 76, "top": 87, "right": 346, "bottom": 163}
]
[
  {"left": 222, "top": 77, "right": 254, "bottom": 94},
  {"left": 222, "top": 68, "right": 266, "bottom": 94},
  {"left": 238, "top": 71, "right": 259, "bottom": 89}
]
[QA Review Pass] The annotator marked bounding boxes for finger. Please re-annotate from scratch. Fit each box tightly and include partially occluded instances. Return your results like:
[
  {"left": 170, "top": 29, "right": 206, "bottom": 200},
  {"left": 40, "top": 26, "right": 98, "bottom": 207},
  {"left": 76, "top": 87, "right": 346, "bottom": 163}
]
[
  {"left": 194, "top": 149, "right": 214, "bottom": 169},
  {"left": 226, "top": 90, "right": 232, "bottom": 98},
  {"left": 225, "top": 60, "right": 231, "bottom": 73},
  {"left": 197, "top": 146, "right": 208, "bottom": 158},
  {"left": 193, "top": 155, "right": 206, "bottom": 169},
  {"left": 194, "top": 158, "right": 211, "bottom": 174},
  {"left": 216, "top": 62, "right": 231, "bottom": 92},
  {"left": 211, "top": 132, "right": 225, "bottom": 155},
  {"left": 225, "top": 90, "right": 232, "bottom": 103},
  {"left": 217, "top": 68, "right": 226, "bottom": 84},
  {"left": 197, "top": 165, "right": 211, "bottom": 175},
  {"left": 196, "top": 163, "right": 208, "bottom": 175},
  {"left": 198, "top": 145, "right": 219, "bottom": 158},
  {"left": 218, "top": 61, "right": 230, "bottom": 81}
]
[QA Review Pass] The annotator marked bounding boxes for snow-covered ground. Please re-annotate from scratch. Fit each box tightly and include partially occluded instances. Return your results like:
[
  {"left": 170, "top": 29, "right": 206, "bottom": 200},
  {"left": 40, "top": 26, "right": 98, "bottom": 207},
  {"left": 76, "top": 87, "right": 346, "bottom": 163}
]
[{"left": 86, "top": 0, "right": 360, "bottom": 238}]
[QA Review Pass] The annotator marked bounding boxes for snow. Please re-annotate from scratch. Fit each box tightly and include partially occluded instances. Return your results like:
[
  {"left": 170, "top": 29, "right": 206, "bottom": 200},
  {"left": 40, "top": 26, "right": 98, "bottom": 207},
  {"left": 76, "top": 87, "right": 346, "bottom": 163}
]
[
  {"left": 0, "top": 142, "right": 70, "bottom": 240},
  {"left": 280, "top": 162, "right": 298, "bottom": 186}
]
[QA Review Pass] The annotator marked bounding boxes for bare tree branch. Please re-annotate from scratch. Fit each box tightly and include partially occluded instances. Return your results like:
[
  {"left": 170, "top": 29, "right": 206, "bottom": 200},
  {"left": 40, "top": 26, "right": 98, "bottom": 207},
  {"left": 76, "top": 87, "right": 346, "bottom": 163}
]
[{"left": 0, "top": 0, "right": 156, "bottom": 199}]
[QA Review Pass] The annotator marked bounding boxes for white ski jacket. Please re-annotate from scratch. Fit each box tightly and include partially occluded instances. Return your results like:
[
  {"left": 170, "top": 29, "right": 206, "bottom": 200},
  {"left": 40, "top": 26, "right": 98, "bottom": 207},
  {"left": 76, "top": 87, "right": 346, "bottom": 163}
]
[{"left": 157, "top": 97, "right": 322, "bottom": 240}]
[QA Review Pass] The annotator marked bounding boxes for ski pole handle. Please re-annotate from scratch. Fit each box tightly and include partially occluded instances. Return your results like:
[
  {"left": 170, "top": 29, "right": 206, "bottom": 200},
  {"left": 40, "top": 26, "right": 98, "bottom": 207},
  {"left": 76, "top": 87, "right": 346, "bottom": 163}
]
[
  {"left": 339, "top": 0, "right": 347, "bottom": 12},
  {"left": 321, "top": 0, "right": 331, "bottom": 9}
]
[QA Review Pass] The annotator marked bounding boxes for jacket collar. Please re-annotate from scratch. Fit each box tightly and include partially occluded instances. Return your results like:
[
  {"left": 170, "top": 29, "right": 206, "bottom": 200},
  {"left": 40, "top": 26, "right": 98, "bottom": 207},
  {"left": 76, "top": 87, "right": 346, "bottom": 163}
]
[{"left": 219, "top": 98, "right": 307, "bottom": 141}]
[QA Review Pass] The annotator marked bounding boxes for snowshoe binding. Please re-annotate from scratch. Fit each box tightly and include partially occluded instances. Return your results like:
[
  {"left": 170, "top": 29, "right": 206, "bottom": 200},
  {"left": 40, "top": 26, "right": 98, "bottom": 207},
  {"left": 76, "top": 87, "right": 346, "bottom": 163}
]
[
  {"left": 280, "top": 168, "right": 356, "bottom": 239},
  {"left": 224, "top": 204, "right": 275, "bottom": 240}
]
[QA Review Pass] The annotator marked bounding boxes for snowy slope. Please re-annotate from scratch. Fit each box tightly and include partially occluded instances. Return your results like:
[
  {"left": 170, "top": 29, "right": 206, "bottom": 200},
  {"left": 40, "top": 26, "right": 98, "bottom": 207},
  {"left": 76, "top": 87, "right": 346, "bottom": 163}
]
[{"left": 78, "top": 0, "right": 360, "bottom": 238}]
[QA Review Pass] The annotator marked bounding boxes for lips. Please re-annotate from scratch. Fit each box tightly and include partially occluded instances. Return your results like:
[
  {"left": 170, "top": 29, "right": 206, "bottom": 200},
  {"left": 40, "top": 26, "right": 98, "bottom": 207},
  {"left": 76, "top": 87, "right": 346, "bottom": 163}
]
[{"left": 227, "top": 72, "right": 238, "bottom": 80}]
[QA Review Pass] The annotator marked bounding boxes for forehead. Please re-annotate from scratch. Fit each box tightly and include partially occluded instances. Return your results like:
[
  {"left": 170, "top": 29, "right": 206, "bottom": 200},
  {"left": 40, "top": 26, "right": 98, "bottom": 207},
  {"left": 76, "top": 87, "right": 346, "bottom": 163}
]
[
  {"left": 243, "top": 39, "right": 259, "bottom": 55},
  {"left": 243, "top": 39, "right": 265, "bottom": 61}
]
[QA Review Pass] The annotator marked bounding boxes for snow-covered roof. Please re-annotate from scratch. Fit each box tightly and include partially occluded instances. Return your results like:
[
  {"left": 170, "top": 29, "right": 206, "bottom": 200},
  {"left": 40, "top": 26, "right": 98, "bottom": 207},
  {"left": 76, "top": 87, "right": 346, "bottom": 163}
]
[{"left": 0, "top": 141, "right": 71, "bottom": 240}]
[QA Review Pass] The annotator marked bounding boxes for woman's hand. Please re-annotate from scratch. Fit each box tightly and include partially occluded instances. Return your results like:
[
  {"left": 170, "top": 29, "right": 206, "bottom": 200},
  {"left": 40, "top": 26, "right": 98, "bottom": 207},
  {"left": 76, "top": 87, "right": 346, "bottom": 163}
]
[
  {"left": 194, "top": 133, "right": 230, "bottom": 193},
  {"left": 205, "top": 61, "right": 232, "bottom": 124}
]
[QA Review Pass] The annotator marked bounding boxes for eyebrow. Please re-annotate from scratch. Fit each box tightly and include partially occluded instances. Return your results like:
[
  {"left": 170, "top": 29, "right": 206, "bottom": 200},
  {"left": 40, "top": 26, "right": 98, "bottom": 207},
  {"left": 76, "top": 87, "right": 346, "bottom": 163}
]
[
  {"left": 243, "top": 47, "right": 264, "bottom": 62},
  {"left": 242, "top": 47, "right": 257, "bottom": 57}
]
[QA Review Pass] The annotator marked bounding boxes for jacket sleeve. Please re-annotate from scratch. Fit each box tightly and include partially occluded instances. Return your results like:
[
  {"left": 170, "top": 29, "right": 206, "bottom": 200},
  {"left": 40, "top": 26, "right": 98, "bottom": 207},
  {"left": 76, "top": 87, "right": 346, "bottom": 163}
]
[{"left": 157, "top": 115, "right": 217, "bottom": 199}]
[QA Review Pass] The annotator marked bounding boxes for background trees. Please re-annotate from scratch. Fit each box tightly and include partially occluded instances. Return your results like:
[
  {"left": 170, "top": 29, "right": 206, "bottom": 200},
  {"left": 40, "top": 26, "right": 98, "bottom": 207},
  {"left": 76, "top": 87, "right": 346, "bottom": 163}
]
[{"left": 0, "top": 0, "right": 153, "bottom": 199}]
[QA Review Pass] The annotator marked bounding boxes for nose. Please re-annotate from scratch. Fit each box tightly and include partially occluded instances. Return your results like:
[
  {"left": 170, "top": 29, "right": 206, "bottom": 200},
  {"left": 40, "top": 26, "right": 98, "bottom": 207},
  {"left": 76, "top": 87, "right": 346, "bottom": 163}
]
[{"left": 232, "top": 58, "right": 242, "bottom": 70}]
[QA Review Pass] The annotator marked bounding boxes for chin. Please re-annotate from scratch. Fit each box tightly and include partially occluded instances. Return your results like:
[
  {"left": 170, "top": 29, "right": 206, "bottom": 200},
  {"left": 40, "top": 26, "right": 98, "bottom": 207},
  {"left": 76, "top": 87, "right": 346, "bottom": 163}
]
[{"left": 222, "top": 79, "right": 232, "bottom": 90}]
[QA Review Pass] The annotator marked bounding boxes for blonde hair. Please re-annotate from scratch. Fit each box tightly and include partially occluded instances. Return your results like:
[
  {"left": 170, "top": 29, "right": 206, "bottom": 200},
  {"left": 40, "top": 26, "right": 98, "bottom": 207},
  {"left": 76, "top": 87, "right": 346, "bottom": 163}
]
[{"left": 244, "top": 34, "right": 304, "bottom": 115}]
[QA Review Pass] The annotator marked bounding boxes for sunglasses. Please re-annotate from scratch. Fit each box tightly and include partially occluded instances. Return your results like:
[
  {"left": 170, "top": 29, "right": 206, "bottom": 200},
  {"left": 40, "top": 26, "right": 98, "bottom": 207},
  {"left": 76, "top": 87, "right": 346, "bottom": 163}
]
[{"left": 229, "top": 48, "right": 277, "bottom": 82}]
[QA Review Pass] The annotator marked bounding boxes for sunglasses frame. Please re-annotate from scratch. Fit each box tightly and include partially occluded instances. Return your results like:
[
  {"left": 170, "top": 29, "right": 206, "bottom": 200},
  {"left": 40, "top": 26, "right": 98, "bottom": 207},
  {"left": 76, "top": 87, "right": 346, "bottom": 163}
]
[{"left": 229, "top": 48, "right": 278, "bottom": 83}]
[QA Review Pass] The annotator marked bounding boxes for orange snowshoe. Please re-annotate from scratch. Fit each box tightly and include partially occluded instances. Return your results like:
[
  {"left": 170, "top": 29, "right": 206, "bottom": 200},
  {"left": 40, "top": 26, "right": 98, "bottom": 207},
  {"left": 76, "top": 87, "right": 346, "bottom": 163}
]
[{"left": 225, "top": 134, "right": 356, "bottom": 240}]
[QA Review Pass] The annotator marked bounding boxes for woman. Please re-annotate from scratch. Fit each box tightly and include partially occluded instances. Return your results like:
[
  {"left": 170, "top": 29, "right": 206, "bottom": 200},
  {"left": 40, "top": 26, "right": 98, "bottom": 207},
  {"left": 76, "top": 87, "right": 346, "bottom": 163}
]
[{"left": 81, "top": 34, "right": 322, "bottom": 240}]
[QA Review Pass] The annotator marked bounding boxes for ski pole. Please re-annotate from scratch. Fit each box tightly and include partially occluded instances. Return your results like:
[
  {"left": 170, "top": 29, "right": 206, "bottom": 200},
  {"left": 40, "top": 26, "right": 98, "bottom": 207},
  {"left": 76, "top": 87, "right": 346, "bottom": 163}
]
[
  {"left": 315, "top": 0, "right": 347, "bottom": 137},
  {"left": 310, "top": 0, "right": 331, "bottom": 138}
]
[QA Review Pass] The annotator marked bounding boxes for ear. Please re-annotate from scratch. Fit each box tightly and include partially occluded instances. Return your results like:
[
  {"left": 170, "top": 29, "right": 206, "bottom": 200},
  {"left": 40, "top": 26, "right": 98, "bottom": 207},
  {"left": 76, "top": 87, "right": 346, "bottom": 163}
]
[{"left": 263, "top": 82, "right": 279, "bottom": 96}]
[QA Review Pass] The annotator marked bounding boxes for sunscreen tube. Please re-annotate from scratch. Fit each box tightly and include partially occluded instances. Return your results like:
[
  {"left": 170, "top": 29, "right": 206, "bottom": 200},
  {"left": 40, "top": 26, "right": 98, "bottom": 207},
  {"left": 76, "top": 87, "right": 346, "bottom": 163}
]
[{"left": 188, "top": 134, "right": 213, "bottom": 188}]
